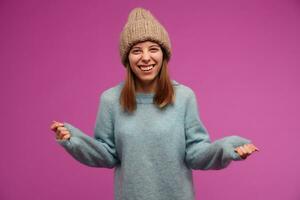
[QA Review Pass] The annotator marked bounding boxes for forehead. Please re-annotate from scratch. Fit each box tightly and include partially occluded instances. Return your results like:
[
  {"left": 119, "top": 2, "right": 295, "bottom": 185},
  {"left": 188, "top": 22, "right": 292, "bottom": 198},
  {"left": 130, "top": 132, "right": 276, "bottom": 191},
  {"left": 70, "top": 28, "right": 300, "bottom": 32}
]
[{"left": 131, "top": 41, "right": 160, "bottom": 48}]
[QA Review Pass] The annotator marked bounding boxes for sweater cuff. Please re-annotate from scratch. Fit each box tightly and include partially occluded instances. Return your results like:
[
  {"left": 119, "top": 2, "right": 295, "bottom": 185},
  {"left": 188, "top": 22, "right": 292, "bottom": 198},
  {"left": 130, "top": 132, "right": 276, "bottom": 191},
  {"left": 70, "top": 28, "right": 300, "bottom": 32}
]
[
  {"left": 221, "top": 135, "right": 251, "bottom": 161},
  {"left": 62, "top": 122, "right": 84, "bottom": 137},
  {"left": 55, "top": 122, "right": 82, "bottom": 148},
  {"left": 56, "top": 137, "right": 72, "bottom": 149}
]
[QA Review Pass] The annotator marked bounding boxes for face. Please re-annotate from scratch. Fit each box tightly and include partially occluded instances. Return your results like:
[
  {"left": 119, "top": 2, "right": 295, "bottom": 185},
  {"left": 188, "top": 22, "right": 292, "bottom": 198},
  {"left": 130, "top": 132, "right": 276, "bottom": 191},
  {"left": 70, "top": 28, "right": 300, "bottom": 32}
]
[{"left": 128, "top": 41, "right": 163, "bottom": 85}]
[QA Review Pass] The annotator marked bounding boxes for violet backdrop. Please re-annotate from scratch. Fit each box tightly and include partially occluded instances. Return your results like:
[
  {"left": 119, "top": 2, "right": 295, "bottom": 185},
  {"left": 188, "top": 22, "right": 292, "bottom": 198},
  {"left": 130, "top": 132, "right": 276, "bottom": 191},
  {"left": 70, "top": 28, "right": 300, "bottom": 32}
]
[{"left": 1, "top": 0, "right": 299, "bottom": 199}]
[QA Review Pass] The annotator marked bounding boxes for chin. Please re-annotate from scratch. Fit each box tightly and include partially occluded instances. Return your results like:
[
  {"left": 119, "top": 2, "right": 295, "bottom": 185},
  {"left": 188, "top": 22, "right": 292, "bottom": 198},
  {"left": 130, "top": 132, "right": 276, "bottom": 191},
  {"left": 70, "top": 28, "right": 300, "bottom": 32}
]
[{"left": 137, "top": 76, "right": 158, "bottom": 83}]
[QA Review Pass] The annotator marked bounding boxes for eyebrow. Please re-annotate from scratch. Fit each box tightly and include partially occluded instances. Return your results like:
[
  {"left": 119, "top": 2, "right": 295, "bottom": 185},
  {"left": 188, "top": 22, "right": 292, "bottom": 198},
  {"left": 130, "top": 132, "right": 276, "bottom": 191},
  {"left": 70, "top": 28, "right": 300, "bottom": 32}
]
[{"left": 131, "top": 45, "right": 160, "bottom": 49}]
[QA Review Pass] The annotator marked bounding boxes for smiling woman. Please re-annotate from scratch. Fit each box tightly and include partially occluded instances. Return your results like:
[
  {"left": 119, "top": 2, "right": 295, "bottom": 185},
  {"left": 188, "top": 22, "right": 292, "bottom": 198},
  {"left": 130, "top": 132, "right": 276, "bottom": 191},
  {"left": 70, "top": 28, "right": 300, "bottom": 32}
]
[{"left": 51, "top": 7, "right": 259, "bottom": 200}]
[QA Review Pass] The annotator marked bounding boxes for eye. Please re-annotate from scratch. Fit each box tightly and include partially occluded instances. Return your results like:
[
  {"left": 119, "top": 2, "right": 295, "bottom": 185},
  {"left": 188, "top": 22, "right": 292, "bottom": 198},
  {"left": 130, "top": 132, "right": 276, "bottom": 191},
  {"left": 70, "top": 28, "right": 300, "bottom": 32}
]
[
  {"left": 150, "top": 48, "right": 159, "bottom": 52},
  {"left": 131, "top": 50, "right": 141, "bottom": 54}
]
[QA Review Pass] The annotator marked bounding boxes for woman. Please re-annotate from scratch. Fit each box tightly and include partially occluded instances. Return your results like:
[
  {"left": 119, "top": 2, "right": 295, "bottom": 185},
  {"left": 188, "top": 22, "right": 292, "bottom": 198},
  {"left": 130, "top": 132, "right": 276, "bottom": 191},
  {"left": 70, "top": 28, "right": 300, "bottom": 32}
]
[{"left": 50, "top": 7, "right": 259, "bottom": 200}]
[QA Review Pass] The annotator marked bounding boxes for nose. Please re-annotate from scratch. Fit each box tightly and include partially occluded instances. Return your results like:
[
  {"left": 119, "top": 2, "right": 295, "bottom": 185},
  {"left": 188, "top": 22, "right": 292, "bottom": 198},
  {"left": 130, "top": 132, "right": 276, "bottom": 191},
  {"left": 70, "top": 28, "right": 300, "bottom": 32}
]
[{"left": 141, "top": 51, "right": 151, "bottom": 63}]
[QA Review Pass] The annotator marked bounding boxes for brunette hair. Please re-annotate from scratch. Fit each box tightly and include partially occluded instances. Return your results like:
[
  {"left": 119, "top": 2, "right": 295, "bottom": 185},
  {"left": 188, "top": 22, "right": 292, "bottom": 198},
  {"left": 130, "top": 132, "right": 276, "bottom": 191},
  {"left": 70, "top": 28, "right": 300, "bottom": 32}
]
[{"left": 120, "top": 48, "right": 174, "bottom": 113}]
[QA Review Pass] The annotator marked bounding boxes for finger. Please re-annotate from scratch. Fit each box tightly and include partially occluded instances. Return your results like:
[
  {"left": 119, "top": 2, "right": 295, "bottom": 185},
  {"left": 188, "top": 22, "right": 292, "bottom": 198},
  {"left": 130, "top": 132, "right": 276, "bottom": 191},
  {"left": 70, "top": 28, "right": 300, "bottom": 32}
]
[
  {"left": 54, "top": 121, "right": 64, "bottom": 127},
  {"left": 56, "top": 126, "right": 67, "bottom": 133},
  {"left": 246, "top": 144, "right": 254, "bottom": 150},
  {"left": 62, "top": 134, "right": 71, "bottom": 140},
  {"left": 59, "top": 130, "right": 68, "bottom": 135},
  {"left": 248, "top": 144, "right": 260, "bottom": 152},
  {"left": 58, "top": 132, "right": 68, "bottom": 140},
  {"left": 239, "top": 148, "right": 248, "bottom": 159},
  {"left": 249, "top": 144, "right": 258, "bottom": 153},
  {"left": 234, "top": 147, "right": 241, "bottom": 153},
  {"left": 60, "top": 130, "right": 70, "bottom": 138},
  {"left": 240, "top": 147, "right": 251, "bottom": 159},
  {"left": 243, "top": 145, "right": 253, "bottom": 154},
  {"left": 235, "top": 147, "right": 243, "bottom": 156},
  {"left": 237, "top": 148, "right": 247, "bottom": 159},
  {"left": 56, "top": 122, "right": 64, "bottom": 127},
  {"left": 57, "top": 131, "right": 69, "bottom": 139},
  {"left": 239, "top": 146, "right": 248, "bottom": 154},
  {"left": 51, "top": 122, "right": 64, "bottom": 131},
  {"left": 50, "top": 122, "right": 59, "bottom": 130},
  {"left": 57, "top": 126, "right": 68, "bottom": 132},
  {"left": 56, "top": 130, "right": 69, "bottom": 140},
  {"left": 253, "top": 144, "right": 260, "bottom": 152},
  {"left": 57, "top": 132, "right": 70, "bottom": 140}
]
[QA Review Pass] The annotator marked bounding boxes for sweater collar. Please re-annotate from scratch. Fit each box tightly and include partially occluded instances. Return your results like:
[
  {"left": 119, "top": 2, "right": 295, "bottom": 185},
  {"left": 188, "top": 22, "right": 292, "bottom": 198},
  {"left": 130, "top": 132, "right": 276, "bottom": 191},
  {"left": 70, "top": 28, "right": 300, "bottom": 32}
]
[
  {"left": 135, "top": 80, "right": 179, "bottom": 104},
  {"left": 136, "top": 92, "right": 155, "bottom": 104},
  {"left": 118, "top": 80, "right": 179, "bottom": 104}
]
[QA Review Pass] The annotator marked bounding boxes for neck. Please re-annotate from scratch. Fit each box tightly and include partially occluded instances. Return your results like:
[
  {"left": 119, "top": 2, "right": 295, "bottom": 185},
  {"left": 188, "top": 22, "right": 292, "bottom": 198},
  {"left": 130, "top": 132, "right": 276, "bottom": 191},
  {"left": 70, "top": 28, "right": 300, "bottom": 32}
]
[{"left": 135, "top": 79, "right": 158, "bottom": 93}]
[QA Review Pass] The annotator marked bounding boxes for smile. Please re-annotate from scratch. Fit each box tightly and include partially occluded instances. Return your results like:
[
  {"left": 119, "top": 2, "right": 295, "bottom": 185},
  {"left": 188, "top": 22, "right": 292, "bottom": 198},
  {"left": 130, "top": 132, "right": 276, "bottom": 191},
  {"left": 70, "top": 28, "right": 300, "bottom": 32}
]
[{"left": 138, "top": 64, "right": 155, "bottom": 71}]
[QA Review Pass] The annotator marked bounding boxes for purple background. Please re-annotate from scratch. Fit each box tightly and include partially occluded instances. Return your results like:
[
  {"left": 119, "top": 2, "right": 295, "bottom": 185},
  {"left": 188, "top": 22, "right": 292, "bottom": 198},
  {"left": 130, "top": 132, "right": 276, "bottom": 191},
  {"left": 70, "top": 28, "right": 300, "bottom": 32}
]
[{"left": 1, "top": 0, "right": 299, "bottom": 199}]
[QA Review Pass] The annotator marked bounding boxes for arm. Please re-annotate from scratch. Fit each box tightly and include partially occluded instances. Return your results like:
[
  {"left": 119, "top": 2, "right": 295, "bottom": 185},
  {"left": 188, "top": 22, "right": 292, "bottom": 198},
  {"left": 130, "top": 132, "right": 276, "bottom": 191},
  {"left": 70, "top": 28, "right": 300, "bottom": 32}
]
[
  {"left": 56, "top": 92, "right": 120, "bottom": 168},
  {"left": 184, "top": 90, "right": 251, "bottom": 170}
]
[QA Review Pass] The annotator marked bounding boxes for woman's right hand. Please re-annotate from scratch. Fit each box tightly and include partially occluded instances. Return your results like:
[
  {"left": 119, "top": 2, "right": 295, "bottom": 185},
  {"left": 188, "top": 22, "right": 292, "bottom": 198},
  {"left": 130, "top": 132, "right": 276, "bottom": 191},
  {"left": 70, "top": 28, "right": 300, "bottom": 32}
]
[{"left": 50, "top": 120, "right": 71, "bottom": 141}]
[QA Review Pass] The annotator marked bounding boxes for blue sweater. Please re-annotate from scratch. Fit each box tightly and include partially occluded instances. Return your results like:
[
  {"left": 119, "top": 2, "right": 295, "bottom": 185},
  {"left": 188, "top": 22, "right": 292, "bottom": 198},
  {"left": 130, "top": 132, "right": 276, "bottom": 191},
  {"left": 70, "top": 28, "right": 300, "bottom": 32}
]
[{"left": 57, "top": 80, "right": 251, "bottom": 200}]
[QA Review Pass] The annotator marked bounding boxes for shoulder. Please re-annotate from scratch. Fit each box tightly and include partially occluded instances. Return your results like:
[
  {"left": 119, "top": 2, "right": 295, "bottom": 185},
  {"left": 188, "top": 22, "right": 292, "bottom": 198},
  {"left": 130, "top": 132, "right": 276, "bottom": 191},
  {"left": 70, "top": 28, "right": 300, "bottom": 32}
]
[
  {"left": 172, "top": 80, "right": 196, "bottom": 100},
  {"left": 99, "top": 82, "right": 123, "bottom": 104}
]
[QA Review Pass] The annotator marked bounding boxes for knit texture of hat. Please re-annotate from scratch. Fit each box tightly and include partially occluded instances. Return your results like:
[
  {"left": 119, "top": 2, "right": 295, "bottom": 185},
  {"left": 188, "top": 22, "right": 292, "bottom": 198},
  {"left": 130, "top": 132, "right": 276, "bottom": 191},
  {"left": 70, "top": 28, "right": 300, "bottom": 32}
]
[{"left": 119, "top": 7, "right": 172, "bottom": 67}]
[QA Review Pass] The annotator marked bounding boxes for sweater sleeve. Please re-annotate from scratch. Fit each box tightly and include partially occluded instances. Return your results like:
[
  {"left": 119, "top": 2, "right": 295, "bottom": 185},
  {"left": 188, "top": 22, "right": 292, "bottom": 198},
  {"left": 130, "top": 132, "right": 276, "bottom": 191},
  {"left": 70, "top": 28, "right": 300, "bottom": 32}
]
[
  {"left": 184, "top": 90, "right": 251, "bottom": 170},
  {"left": 56, "top": 92, "right": 120, "bottom": 168}
]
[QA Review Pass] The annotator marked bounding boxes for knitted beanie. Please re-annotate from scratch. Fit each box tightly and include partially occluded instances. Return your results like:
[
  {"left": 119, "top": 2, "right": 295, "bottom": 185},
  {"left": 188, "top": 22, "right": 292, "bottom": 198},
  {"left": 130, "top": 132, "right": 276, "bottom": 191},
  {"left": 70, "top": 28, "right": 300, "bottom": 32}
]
[{"left": 119, "top": 7, "right": 172, "bottom": 67}]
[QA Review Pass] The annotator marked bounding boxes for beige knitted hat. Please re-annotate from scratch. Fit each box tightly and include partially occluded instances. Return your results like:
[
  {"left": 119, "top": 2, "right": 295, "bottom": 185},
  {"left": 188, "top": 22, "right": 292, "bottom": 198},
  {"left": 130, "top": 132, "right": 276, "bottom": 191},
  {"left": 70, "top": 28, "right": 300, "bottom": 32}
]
[{"left": 119, "top": 7, "right": 172, "bottom": 67}]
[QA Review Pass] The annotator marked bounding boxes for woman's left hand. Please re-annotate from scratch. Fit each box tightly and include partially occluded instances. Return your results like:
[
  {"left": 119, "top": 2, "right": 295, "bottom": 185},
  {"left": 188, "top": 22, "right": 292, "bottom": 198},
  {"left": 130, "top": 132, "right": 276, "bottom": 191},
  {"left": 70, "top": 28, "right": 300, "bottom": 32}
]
[{"left": 234, "top": 143, "right": 259, "bottom": 160}]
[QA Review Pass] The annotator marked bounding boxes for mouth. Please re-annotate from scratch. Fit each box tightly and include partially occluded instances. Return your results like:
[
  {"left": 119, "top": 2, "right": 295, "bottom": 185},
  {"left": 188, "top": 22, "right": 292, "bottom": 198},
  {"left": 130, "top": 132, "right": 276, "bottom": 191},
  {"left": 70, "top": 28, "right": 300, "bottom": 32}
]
[{"left": 138, "top": 64, "right": 155, "bottom": 72}]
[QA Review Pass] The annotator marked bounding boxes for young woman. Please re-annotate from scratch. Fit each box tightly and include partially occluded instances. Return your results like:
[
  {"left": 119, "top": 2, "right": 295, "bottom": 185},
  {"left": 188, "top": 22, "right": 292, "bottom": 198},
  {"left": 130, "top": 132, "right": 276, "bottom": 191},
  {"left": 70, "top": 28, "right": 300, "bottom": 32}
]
[{"left": 50, "top": 7, "right": 259, "bottom": 200}]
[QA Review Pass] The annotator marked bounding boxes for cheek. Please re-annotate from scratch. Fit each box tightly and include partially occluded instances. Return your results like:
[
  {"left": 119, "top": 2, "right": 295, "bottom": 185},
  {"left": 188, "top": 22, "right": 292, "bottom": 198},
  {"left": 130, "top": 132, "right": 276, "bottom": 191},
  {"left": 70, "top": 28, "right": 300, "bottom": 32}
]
[
  {"left": 128, "top": 58, "right": 139, "bottom": 75},
  {"left": 128, "top": 55, "right": 140, "bottom": 65},
  {"left": 155, "top": 64, "right": 162, "bottom": 73},
  {"left": 129, "top": 65, "right": 139, "bottom": 75},
  {"left": 153, "top": 52, "right": 163, "bottom": 63}
]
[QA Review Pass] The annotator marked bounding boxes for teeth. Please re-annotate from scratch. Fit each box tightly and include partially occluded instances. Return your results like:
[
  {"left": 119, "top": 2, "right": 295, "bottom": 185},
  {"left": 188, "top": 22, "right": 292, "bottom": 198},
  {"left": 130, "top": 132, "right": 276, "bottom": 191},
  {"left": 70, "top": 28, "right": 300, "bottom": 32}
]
[{"left": 139, "top": 65, "right": 154, "bottom": 71}]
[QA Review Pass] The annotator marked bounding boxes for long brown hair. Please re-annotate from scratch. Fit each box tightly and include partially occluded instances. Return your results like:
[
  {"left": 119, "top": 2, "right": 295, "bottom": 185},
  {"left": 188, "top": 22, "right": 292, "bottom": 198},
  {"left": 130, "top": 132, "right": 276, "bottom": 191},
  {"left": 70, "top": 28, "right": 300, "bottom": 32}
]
[{"left": 120, "top": 50, "right": 174, "bottom": 113}]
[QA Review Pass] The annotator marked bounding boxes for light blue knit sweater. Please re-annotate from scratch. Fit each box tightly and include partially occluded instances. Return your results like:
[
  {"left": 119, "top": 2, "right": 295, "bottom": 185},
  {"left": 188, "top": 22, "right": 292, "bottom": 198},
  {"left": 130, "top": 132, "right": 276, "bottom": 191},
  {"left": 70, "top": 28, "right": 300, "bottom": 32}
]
[{"left": 57, "top": 80, "right": 251, "bottom": 200}]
